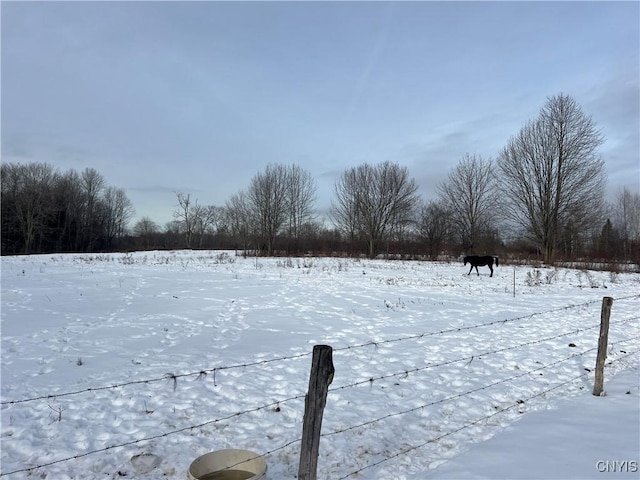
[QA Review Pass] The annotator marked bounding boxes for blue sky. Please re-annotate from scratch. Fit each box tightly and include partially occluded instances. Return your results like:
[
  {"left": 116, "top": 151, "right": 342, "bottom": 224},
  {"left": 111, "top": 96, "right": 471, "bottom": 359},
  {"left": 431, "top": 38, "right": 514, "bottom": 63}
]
[{"left": 2, "top": 1, "right": 638, "bottom": 226}]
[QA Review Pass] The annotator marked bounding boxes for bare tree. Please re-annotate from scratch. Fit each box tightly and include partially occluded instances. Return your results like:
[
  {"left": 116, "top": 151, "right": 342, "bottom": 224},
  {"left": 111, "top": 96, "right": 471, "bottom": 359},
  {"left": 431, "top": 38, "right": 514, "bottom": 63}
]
[
  {"left": 417, "top": 199, "right": 452, "bottom": 259},
  {"left": 224, "top": 191, "right": 252, "bottom": 252},
  {"left": 437, "top": 154, "right": 498, "bottom": 251},
  {"left": 172, "top": 192, "right": 224, "bottom": 249},
  {"left": 173, "top": 192, "right": 196, "bottom": 248},
  {"left": 80, "top": 168, "right": 106, "bottom": 251},
  {"left": 332, "top": 161, "right": 419, "bottom": 258},
  {"left": 247, "top": 164, "right": 289, "bottom": 255},
  {"left": 331, "top": 167, "right": 361, "bottom": 253},
  {"left": 51, "top": 169, "right": 84, "bottom": 251},
  {"left": 612, "top": 187, "right": 640, "bottom": 261},
  {"left": 193, "top": 204, "right": 222, "bottom": 248},
  {"left": 102, "top": 187, "right": 135, "bottom": 248},
  {"left": 133, "top": 216, "right": 160, "bottom": 249},
  {"left": 285, "top": 164, "right": 317, "bottom": 252},
  {"left": 498, "top": 94, "right": 606, "bottom": 263},
  {"left": 1, "top": 162, "right": 57, "bottom": 253}
]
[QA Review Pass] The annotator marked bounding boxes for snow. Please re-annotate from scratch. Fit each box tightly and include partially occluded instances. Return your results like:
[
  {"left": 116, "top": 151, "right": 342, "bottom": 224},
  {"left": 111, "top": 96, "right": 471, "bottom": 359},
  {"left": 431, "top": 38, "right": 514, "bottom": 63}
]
[
  {"left": 429, "top": 366, "right": 640, "bottom": 480},
  {"left": 1, "top": 251, "right": 638, "bottom": 479}
]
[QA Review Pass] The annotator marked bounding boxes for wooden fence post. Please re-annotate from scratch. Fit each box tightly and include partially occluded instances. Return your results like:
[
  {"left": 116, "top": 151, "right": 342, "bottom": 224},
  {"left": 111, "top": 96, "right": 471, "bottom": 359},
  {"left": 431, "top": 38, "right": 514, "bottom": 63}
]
[
  {"left": 593, "top": 296, "right": 614, "bottom": 396},
  {"left": 298, "top": 345, "right": 334, "bottom": 480}
]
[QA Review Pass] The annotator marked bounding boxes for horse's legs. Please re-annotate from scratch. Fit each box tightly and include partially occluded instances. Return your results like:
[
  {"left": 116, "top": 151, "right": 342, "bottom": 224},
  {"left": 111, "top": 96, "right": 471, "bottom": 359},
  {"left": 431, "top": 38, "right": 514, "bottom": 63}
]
[
  {"left": 475, "top": 266, "right": 479, "bottom": 276},
  {"left": 467, "top": 265, "right": 473, "bottom": 275},
  {"left": 489, "top": 265, "right": 493, "bottom": 277}
]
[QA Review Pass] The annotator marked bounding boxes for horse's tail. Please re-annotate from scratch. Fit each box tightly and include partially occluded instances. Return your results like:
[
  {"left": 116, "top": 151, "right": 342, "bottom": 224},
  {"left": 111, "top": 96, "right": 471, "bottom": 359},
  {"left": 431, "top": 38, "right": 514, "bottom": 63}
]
[{"left": 494, "top": 256, "right": 499, "bottom": 267}]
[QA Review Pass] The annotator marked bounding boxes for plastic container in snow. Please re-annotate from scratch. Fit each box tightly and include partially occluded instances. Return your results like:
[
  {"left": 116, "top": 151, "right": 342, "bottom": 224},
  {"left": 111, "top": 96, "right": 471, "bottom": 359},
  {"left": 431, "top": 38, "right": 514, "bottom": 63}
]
[{"left": 187, "top": 449, "right": 267, "bottom": 480}]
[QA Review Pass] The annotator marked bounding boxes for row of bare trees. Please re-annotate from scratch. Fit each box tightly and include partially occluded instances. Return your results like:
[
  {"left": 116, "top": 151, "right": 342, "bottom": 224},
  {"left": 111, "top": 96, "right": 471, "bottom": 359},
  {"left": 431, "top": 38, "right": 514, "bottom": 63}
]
[
  {"left": 165, "top": 164, "right": 317, "bottom": 255},
  {"left": 158, "top": 94, "right": 636, "bottom": 260},
  {"left": 3, "top": 94, "right": 639, "bottom": 263},
  {"left": 1, "top": 163, "right": 134, "bottom": 254},
  {"left": 417, "top": 94, "right": 630, "bottom": 264},
  {"left": 328, "top": 94, "right": 637, "bottom": 262}
]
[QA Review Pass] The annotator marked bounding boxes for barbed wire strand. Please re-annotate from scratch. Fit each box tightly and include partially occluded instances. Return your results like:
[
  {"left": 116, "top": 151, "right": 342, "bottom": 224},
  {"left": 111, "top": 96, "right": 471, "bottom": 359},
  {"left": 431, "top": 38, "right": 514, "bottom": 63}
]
[
  {"left": 2, "top": 335, "right": 637, "bottom": 478},
  {"left": 10, "top": 329, "right": 639, "bottom": 475},
  {"left": 329, "top": 320, "right": 624, "bottom": 393},
  {"left": 337, "top": 348, "right": 640, "bottom": 479},
  {"left": 204, "top": 337, "right": 640, "bottom": 478},
  {"left": 324, "top": 345, "right": 600, "bottom": 438},
  {"left": 3, "top": 296, "right": 636, "bottom": 406},
  {"left": 182, "top": 339, "right": 640, "bottom": 479},
  {"left": 326, "top": 334, "right": 640, "bottom": 438},
  {"left": 0, "top": 350, "right": 313, "bottom": 406},
  {"left": 189, "top": 342, "right": 640, "bottom": 480},
  {"left": 0, "top": 391, "right": 307, "bottom": 477},
  {"left": 335, "top": 296, "right": 639, "bottom": 354}
]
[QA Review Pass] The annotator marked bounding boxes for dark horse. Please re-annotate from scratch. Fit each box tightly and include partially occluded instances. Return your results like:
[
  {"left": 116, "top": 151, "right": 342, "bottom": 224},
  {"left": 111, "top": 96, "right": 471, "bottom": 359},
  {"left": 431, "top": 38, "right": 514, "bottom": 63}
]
[{"left": 464, "top": 255, "right": 499, "bottom": 277}]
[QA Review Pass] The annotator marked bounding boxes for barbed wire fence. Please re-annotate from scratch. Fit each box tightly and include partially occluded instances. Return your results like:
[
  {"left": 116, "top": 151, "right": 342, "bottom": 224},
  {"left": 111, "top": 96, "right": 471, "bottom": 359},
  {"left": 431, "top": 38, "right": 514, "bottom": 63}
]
[
  {"left": 1, "top": 295, "right": 638, "bottom": 478},
  {"left": 6, "top": 295, "right": 636, "bottom": 407},
  {"left": 334, "top": 347, "right": 639, "bottom": 480}
]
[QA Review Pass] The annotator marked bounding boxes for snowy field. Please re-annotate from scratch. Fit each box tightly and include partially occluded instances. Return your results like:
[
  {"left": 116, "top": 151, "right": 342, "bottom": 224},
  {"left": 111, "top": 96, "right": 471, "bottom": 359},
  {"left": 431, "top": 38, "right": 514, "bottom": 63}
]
[{"left": 1, "top": 250, "right": 639, "bottom": 479}]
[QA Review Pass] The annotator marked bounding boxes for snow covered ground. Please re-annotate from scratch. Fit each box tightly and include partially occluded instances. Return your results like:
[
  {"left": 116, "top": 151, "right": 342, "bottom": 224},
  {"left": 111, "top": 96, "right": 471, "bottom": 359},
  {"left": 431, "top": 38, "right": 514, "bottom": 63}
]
[{"left": 1, "top": 251, "right": 638, "bottom": 479}]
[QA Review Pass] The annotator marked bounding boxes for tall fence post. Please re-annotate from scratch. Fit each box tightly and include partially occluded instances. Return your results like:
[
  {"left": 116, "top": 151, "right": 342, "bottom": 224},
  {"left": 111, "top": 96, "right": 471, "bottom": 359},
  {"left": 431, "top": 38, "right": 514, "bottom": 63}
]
[
  {"left": 593, "top": 296, "right": 614, "bottom": 396},
  {"left": 298, "top": 345, "right": 334, "bottom": 480}
]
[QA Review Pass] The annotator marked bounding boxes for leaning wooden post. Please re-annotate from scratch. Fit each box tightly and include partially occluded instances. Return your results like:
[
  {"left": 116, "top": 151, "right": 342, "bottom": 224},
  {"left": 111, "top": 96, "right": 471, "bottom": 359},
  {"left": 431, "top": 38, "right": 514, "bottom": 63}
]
[
  {"left": 593, "top": 296, "right": 614, "bottom": 396},
  {"left": 298, "top": 345, "right": 334, "bottom": 480}
]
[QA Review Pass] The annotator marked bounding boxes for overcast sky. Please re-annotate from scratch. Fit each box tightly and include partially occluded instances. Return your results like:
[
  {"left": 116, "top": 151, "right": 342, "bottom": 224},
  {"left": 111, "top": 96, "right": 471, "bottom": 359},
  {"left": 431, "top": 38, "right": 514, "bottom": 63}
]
[{"left": 2, "top": 1, "right": 638, "bottom": 226}]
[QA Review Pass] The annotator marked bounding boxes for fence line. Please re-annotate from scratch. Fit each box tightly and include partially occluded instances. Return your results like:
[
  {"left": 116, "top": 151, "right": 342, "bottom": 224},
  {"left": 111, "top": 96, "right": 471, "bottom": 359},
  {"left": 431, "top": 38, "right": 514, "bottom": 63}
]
[
  {"left": 326, "top": 346, "right": 600, "bottom": 438},
  {"left": 326, "top": 335, "right": 640, "bottom": 439},
  {"left": 2, "top": 292, "right": 637, "bottom": 476},
  {"left": 4, "top": 295, "right": 637, "bottom": 406},
  {"left": 332, "top": 296, "right": 612, "bottom": 354},
  {"left": 336, "top": 348, "right": 640, "bottom": 479},
  {"left": 0, "top": 350, "right": 313, "bottom": 406},
  {"left": 2, "top": 323, "right": 637, "bottom": 478},
  {"left": 4, "top": 337, "right": 636, "bottom": 478},
  {"left": 170, "top": 341, "right": 640, "bottom": 480},
  {"left": 330, "top": 318, "right": 636, "bottom": 393},
  {"left": 0, "top": 389, "right": 307, "bottom": 477},
  {"left": 337, "top": 370, "right": 595, "bottom": 479}
]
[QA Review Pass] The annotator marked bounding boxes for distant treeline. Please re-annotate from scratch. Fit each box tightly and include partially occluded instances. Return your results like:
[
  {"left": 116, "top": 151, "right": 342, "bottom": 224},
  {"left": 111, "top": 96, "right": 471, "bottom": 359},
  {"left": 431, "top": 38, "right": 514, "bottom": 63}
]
[
  {"left": 2, "top": 163, "right": 133, "bottom": 254},
  {"left": 2, "top": 160, "right": 638, "bottom": 267},
  {"left": 2, "top": 95, "right": 639, "bottom": 265}
]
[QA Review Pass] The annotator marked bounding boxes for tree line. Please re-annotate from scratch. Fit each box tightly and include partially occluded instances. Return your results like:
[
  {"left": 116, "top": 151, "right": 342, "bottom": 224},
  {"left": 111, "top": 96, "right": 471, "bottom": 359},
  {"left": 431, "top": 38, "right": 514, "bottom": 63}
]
[
  {"left": 3, "top": 94, "right": 639, "bottom": 265},
  {"left": 1, "top": 164, "right": 134, "bottom": 254}
]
